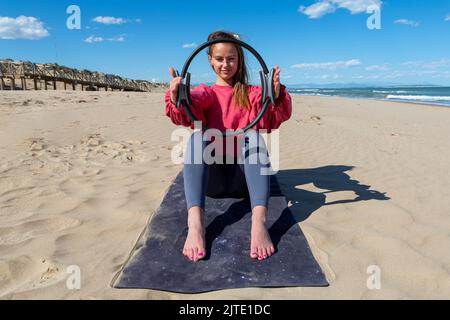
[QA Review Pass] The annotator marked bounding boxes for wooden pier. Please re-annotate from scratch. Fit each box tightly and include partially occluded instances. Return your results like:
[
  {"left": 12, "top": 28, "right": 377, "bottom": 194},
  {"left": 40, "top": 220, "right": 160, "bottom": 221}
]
[{"left": 0, "top": 60, "right": 163, "bottom": 92}]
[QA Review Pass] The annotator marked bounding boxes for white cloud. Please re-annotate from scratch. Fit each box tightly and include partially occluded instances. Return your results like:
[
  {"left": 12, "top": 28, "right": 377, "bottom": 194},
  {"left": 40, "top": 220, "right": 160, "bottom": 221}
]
[
  {"left": 109, "top": 35, "right": 125, "bottom": 42},
  {"left": 291, "top": 59, "right": 361, "bottom": 70},
  {"left": 401, "top": 59, "right": 450, "bottom": 69},
  {"left": 0, "top": 15, "right": 49, "bottom": 40},
  {"left": 431, "top": 71, "right": 450, "bottom": 78},
  {"left": 299, "top": 0, "right": 381, "bottom": 19},
  {"left": 401, "top": 60, "right": 422, "bottom": 67},
  {"left": 423, "top": 59, "right": 450, "bottom": 69},
  {"left": 84, "top": 35, "right": 125, "bottom": 43},
  {"left": 445, "top": 14, "right": 450, "bottom": 21},
  {"left": 93, "top": 16, "right": 126, "bottom": 25},
  {"left": 365, "top": 64, "right": 389, "bottom": 71},
  {"left": 394, "top": 19, "right": 420, "bottom": 27},
  {"left": 321, "top": 74, "right": 342, "bottom": 79},
  {"left": 182, "top": 42, "right": 197, "bottom": 48},
  {"left": 84, "top": 35, "right": 104, "bottom": 43},
  {"left": 298, "top": 2, "right": 335, "bottom": 19}
]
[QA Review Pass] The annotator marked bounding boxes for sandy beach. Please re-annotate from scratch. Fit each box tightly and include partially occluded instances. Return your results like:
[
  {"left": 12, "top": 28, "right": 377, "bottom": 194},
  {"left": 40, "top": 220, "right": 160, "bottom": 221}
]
[{"left": 1, "top": 90, "right": 449, "bottom": 299}]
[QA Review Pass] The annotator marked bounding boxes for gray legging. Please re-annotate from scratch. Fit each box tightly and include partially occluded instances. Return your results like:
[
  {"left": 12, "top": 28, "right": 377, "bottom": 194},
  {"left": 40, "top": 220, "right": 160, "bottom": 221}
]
[{"left": 183, "top": 130, "right": 272, "bottom": 211}]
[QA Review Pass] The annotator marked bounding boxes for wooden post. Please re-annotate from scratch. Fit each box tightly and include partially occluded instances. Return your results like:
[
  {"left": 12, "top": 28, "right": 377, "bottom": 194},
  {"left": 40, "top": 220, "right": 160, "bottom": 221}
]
[
  {"left": 11, "top": 78, "right": 15, "bottom": 90},
  {"left": 53, "top": 80, "right": 57, "bottom": 90},
  {"left": 34, "top": 78, "right": 38, "bottom": 90},
  {"left": 22, "top": 78, "right": 27, "bottom": 90},
  {"left": 0, "top": 77, "right": 3, "bottom": 90},
  {"left": 44, "top": 80, "right": 48, "bottom": 90},
  {"left": 72, "top": 82, "right": 76, "bottom": 90},
  {"left": 81, "top": 84, "right": 84, "bottom": 91},
  {"left": 64, "top": 82, "right": 67, "bottom": 90}
]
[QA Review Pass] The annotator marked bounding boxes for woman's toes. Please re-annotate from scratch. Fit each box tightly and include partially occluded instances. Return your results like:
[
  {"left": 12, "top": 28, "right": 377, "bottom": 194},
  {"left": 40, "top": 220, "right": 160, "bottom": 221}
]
[
  {"left": 195, "top": 248, "right": 203, "bottom": 261},
  {"left": 258, "top": 248, "right": 264, "bottom": 260},
  {"left": 250, "top": 245, "right": 258, "bottom": 259},
  {"left": 262, "top": 248, "right": 268, "bottom": 259},
  {"left": 259, "top": 248, "right": 265, "bottom": 260},
  {"left": 193, "top": 248, "right": 199, "bottom": 261}
]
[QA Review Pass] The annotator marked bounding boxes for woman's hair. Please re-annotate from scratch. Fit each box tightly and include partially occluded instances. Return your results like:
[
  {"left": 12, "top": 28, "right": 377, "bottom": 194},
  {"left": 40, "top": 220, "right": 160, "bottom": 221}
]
[{"left": 206, "top": 31, "right": 250, "bottom": 109}]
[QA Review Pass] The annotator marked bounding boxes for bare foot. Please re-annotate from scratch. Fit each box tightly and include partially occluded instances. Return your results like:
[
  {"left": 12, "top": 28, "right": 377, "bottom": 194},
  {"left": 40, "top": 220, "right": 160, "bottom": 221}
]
[
  {"left": 250, "top": 207, "right": 275, "bottom": 260},
  {"left": 183, "top": 207, "right": 206, "bottom": 262}
]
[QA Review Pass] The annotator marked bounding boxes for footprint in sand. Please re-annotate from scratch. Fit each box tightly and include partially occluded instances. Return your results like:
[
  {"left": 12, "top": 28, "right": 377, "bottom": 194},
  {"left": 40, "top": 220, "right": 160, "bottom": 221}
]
[
  {"left": 68, "top": 121, "right": 81, "bottom": 128},
  {"left": 0, "top": 217, "right": 81, "bottom": 246},
  {"left": 310, "top": 115, "right": 322, "bottom": 125},
  {"left": 53, "top": 233, "right": 82, "bottom": 258},
  {"left": 0, "top": 256, "right": 66, "bottom": 295},
  {"left": 21, "top": 99, "right": 32, "bottom": 106},
  {"left": 81, "top": 134, "right": 102, "bottom": 147},
  {"left": 27, "top": 138, "right": 46, "bottom": 152}
]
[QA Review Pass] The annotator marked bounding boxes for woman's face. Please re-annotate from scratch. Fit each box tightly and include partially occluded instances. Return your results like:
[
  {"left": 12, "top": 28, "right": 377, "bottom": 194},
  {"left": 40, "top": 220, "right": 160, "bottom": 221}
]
[{"left": 208, "top": 43, "right": 239, "bottom": 82}]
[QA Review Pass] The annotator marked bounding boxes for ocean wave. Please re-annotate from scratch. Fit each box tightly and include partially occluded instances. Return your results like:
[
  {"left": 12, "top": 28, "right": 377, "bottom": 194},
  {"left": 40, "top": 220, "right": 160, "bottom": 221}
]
[
  {"left": 386, "top": 95, "right": 450, "bottom": 101},
  {"left": 295, "top": 93, "right": 329, "bottom": 97},
  {"left": 373, "top": 90, "right": 408, "bottom": 94},
  {"left": 292, "top": 89, "right": 319, "bottom": 92}
]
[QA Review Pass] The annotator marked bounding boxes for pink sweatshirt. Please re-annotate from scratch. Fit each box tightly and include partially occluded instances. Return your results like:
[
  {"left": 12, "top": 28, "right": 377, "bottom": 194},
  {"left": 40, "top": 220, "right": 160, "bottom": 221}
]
[{"left": 165, "top": 84, "right": 292, "bottom": 157}]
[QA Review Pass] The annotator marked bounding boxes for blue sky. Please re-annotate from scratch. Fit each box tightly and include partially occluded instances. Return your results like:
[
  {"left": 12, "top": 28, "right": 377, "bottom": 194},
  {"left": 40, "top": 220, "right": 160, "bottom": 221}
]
[{"left": 1, "top": 0, "right": 450, "bottom": 86}]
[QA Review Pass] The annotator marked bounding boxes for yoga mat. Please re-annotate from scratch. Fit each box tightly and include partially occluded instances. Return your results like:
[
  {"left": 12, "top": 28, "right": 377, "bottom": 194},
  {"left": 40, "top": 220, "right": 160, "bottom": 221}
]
[{"left": 113, "top": 171, "right": 329, "bottom": 293}]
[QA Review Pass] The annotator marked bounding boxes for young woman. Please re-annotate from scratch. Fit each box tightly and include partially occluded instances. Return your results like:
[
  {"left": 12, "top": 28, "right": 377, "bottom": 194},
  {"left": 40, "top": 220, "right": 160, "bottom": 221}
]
[{"left": 165, "top": 30, "right": 292, "bottom": 262}]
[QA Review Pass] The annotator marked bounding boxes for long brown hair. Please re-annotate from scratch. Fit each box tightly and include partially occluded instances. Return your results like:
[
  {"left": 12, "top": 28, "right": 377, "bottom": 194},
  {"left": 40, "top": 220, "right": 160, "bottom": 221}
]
[{"left": 207, "top": 31, "right": 250, "bottom": 110}]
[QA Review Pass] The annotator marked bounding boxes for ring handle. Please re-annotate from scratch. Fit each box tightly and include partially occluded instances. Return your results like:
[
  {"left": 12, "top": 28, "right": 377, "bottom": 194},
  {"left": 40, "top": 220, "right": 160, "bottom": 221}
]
[{"left": 176, "top": 38, "right": 276, "bottom": 137}]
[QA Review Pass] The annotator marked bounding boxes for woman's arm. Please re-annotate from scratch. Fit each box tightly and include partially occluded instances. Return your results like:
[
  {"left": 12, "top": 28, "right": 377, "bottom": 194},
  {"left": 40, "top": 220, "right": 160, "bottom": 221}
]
[
  {"left": 250, "top": 84, "right": 293, "bottom": 132},
  {"left": 165, "top": 84, "right": 214, "bottom": 129}
]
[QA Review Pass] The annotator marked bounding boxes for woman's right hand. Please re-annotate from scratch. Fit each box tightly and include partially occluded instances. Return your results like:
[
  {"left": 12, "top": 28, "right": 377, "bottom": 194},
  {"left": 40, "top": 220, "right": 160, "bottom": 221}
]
[{"left": 169, "top": 67, "right": 182, "bottom": 104}]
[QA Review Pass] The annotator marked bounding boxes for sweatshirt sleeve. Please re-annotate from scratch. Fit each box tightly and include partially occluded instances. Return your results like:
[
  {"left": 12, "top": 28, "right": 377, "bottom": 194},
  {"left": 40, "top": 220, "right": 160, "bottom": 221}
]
[
  {"left": 165, "top": 84, "right": 214, "bottom": 129},
  {"left": 249, "top": 85, "right": 292, "bottom": 132}
]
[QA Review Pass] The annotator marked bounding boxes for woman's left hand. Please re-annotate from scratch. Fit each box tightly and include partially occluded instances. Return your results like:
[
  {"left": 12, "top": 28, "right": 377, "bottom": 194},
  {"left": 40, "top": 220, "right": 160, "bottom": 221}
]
[{"left": 273, "top": 66, "right": 281, "bottom": 99}]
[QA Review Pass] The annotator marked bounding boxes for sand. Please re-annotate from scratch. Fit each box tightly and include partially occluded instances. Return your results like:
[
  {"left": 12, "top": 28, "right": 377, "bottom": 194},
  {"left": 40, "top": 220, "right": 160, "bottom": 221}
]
[{"left": 0, "top": 90, "right": 449, "bottom": 299}]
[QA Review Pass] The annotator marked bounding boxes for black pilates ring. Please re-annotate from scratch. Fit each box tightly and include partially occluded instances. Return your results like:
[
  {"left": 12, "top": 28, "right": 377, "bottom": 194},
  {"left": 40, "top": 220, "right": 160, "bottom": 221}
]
[{"left": 174, "top": 38, "right": 276, "bottom": 137}]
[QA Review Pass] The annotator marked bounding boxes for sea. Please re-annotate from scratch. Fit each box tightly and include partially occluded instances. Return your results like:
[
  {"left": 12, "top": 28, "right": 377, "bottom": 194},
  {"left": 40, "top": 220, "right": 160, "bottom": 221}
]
[{"left": 287, "top": 86, "right": 450, "bottom": 107}]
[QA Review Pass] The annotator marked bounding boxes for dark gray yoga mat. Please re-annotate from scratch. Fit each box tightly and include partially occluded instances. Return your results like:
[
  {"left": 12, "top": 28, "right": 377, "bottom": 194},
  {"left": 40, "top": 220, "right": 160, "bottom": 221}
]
[{"left": 113, "top": 171, "right": 329, "bottom": 293}]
